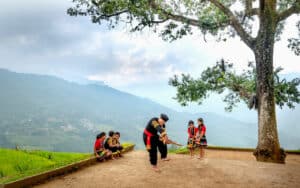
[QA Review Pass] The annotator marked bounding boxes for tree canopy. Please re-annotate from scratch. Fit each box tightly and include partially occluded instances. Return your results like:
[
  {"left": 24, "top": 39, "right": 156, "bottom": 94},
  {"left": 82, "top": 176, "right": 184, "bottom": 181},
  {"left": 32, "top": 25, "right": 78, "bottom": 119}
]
[
  {"left": 169, "top": 59, "right": 300, "bottom": 111},
  {"left": 68, "top": 0, "right": 300, "bottom": 46}
]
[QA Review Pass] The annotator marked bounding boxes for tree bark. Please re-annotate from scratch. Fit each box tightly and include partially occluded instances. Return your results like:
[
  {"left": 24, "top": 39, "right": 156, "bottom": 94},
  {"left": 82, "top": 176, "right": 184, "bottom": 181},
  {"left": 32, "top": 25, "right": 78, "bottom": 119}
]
[
  {"left": 253, "top": 50, "right": 286, "bottom": 163},
  {"left": 252, "top": 2, "right": 286, "bottom": 163}
]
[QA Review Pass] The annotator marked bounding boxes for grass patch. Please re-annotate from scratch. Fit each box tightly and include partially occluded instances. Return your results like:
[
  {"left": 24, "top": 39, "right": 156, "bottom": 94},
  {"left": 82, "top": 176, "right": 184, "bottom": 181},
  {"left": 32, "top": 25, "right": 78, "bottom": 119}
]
[
  {"left": 0, "top": 148, "right": 91, "bottom": 184},
  {"left": 0, "top": 143, "right": 134, "bottom": 184},
  {"left": 121, "top": 142, "right": 135, "bottom": 149},
  {"left": 170, "top": 146, "right": 300, "bottom": 155},
  {"left": 207, "top": 146, "right": 254, "bottom": 151},
  {"left": 169, "top": 147, "right": 189, "bottom": 154},
  {"left": 286, "top": 150, "right": 300, "bottom": 154}
]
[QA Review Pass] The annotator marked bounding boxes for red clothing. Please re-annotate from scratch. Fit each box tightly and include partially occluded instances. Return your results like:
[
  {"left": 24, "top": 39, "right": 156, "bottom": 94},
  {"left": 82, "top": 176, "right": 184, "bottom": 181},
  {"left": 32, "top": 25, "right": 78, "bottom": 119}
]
[
  {"left": 187, "top": 127, "right": 198, "bottom": 138},
  {"left": 199, "top": 125, "right": 206, "bottom": 135},
  {"left": 94, "top": 139, "right": 103, "bottom": 151},
  {"left": 144, "top": 129, "right": 154, "bottom": 150}
]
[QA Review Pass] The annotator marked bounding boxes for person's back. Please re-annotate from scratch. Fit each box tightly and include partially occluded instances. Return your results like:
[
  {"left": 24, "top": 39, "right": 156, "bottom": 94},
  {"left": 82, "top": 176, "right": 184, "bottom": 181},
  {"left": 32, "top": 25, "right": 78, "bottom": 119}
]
[
  {"left": 94, "top": 136, "right": 102, "bottom": 152},
  {"left": 94, "top": 132, "right": 112, "bottom": 161},
  {"left": 104, "top": 137, "right": 111, "bottom": 149},
  {"left": 145, "top": 117, "right": 160, "bottom": 136}
]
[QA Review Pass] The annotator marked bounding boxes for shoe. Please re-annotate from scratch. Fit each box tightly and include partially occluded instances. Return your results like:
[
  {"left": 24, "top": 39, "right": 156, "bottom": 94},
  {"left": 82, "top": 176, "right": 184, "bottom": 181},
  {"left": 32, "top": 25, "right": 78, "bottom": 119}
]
[{"left": 162, "top": 158, "right": 170, "bottom": 161}]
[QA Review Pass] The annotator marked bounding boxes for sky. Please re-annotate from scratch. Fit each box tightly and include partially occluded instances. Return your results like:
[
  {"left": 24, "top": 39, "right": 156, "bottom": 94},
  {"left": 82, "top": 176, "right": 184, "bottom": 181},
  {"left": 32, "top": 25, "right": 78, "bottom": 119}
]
[{"left": 0, "top": 0, "right": 299, "bottom": 122}]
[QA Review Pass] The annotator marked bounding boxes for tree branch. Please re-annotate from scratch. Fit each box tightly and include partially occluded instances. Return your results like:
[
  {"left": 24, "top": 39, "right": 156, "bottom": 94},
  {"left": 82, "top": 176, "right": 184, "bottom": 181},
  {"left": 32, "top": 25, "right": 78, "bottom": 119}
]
[
  {"left": 163, "top": 13, "right": 201, "bottom": 27},
  {"left": 244, "top": 0, "right": 259, "bottom": 16},
  {"left": 277, "top": 0, "right": 300, "bottom": 22},
  {"left": 148, "top": 0, "right": 200, "bottom": 26},
  {"left": 247, "top": 8, "right": 260, "bottom": 16},
  {"left": 131, "top": 18, "right": 170, "bottom": 31},
  {"left": 245, "top": 0, "right": 253, "bottom": 10},
  {"left": 99, "top": 10, "right": 129, "bottom": 19},
  {"left": 207, "top": 0, "right": 255, "bottom": 48}
]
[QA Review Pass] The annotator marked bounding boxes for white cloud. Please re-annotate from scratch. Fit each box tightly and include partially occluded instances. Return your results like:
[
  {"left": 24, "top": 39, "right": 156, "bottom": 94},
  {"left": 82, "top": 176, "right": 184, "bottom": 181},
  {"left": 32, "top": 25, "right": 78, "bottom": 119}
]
[{"left": 0, "top": 0, "right": 299, "bottom": 113}]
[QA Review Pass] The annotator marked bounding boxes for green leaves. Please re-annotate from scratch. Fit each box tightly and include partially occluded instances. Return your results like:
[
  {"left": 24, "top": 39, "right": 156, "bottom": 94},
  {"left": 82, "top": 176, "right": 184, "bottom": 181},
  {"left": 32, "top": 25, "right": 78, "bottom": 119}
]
[
  {"left": 277, "top": 0, "right": 298, "bottom": 12},
  {"left": 169, "top": 74, "right": 209, "bottom": 106},
  {"left": 68, "top": 0, "right": 152, "bottom": 29},
  {"left": 288, "top": 21, "right": 300, "bottom": 56},
  {"left": 68, "top": 0, "right": 300, "bottom": 52},
  {"left": 160, "top": 22, "right": 193, "bottom": 42},
  {"left": 274, "top": 74, "right": 300, "bottom": 109},
  {"left": 67, "top": 0, "right": 233, "bottom": 42},
  {"left": 169, "top": 59, "right": 300, "bottom": 111}
]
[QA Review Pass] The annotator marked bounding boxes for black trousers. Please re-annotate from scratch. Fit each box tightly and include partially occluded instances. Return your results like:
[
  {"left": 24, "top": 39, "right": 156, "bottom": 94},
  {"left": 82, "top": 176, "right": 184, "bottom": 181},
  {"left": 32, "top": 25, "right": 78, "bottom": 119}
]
[
  {"left": 143, "top": 133, "right": 168, "bottom": 165},
  {"left": 108, "top": 146, "right": 123, "bottom": 153}
]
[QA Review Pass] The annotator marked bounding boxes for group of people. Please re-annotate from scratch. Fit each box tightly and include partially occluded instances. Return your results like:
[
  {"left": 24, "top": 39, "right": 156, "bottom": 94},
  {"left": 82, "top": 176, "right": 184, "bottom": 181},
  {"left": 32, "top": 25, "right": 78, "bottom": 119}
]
[
  {"left": 94, "top": 131, "right": 123, "bottom": 161},
  {"left": 187, "top": 118, "right": 207, "bottom": 159},
  {"left": 143, "top": 114, "right": 207, "bottom": 172},
  {"left": 94, "top": 113, "right": 207, "bottom": 172}
]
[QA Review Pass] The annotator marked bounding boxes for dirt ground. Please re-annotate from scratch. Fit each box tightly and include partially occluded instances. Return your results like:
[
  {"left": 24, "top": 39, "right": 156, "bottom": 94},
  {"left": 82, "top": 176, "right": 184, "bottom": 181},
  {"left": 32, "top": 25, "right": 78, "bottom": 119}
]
[{"left": 35, "top": 150, "right": 300, "bottom": 188}]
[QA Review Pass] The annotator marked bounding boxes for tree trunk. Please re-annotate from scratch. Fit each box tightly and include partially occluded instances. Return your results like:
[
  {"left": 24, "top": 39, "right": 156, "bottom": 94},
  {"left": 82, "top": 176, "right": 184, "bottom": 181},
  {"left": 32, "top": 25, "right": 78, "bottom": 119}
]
[
  {"left": 252, "top": 3, "right": 286, "bottom": 163},
  {"left": 253, "top": 49, "right": 285, "bottom": 163}
]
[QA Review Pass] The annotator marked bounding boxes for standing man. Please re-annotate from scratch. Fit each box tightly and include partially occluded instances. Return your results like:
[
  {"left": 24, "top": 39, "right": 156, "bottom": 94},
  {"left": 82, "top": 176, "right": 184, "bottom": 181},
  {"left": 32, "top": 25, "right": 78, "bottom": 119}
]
[{"left": 143, "top": 113, "right": 169, "bottom": 171}]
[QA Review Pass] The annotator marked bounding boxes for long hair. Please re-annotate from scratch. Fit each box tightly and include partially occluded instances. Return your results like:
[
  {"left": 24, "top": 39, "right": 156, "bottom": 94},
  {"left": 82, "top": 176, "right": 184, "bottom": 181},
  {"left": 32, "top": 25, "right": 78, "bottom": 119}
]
[
  {"left": 197, "top": 118, "right": 204, "bottom": 129},
  {"left": 96, "top": 132, "right": 106, "bottom": 139}
]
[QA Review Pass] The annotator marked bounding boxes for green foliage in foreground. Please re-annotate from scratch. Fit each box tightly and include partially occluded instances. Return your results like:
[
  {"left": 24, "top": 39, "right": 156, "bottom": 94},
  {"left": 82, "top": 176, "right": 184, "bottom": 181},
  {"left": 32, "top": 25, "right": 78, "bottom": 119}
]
[
  {"left": 0, "top": 148, "right": 91, "bottom": 184},
  {"left": 121, "top": 142, "right": 135, "bottom": 149},
  {"left": 0, "top": 143, "right": 134, "bottom": 184}
]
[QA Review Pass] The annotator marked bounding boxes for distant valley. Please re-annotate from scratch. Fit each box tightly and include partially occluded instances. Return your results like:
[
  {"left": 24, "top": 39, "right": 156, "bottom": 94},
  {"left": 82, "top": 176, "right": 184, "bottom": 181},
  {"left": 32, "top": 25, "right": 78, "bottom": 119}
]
[{"left": 0, "top": 69, "right": 299, "bottom": 152}]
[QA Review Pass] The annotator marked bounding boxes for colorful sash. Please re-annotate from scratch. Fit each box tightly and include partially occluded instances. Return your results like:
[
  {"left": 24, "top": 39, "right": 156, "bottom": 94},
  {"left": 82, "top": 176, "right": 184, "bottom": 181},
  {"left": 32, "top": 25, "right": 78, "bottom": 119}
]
[{"left": 144, "top": 129, "right": 153, "bottom": 150}]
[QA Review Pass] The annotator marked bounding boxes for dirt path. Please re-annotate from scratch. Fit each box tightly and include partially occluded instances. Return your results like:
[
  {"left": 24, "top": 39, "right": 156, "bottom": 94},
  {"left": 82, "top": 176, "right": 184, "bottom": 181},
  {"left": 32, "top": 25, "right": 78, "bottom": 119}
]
[{"left": 35, "top": 150, "right": 300, "bottom": 188}]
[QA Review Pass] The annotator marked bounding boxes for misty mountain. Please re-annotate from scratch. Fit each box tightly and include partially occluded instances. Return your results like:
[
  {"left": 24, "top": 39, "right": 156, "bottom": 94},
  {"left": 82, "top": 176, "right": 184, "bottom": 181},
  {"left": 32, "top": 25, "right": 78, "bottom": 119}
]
[{"left": 0, "top": 69, "right": 298, "bottom": 152}]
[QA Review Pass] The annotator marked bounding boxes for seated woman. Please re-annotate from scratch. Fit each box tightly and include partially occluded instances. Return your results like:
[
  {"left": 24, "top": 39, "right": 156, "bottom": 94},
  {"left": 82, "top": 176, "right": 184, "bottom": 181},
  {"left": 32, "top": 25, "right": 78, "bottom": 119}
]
[
  {"left": 114, "top": 132, "right": 123, "bottom": 157},
  {"left": 94, "top": 132, "right": 112, "bottom": 161},
  {"left": 104, "top": 131, "right": 119, "bottom": 159}
]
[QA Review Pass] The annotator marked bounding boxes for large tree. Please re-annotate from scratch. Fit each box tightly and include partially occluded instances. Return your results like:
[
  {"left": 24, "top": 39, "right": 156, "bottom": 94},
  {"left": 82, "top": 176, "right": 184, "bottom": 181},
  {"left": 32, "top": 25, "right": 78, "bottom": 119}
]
[{"left": 68, "top": 0, "right": 300, "bottom": 163}]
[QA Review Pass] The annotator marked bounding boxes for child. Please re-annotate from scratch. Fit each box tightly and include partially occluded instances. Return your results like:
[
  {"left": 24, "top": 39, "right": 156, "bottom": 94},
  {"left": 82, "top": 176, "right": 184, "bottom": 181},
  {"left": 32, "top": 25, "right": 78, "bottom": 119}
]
[
  {"left": 105, "top": 131, "right": 119, "bottom": 159},
  {"left": 195, "top": 118, "right": 207, "bottom": 160},
  {"left": 115, "top": 132, "right": 123, "bottom": 157},
  {"left": 187, "top": 120, "right": 197, "bottom": 158},
  {"left": 94, "top": 132, "right": 112, "bottom": 161}
]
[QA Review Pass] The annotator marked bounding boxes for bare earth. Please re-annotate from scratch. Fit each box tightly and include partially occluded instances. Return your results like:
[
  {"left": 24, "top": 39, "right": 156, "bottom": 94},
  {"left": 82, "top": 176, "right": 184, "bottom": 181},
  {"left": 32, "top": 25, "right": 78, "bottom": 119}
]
[{"left": 35, "top": 150, "right": 300, "bottom": 188}]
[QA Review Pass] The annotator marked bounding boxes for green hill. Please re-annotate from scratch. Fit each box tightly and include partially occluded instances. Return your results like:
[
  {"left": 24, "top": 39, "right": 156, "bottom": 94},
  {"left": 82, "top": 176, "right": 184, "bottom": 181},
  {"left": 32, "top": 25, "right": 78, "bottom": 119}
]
[{"left": 0, "top": 69, "right": 299, "bottom": 151}]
